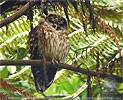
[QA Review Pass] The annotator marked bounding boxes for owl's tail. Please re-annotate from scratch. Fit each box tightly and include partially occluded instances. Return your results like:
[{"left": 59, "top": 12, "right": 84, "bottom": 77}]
[{"left": 31, "top": 63, "right": 57, "bottom": 93}]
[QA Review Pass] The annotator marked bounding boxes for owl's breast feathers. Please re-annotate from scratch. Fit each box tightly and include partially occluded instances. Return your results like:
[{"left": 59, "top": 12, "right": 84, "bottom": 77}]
[{"left": 27, "top": 18, "right": 70, "bottom": 93}]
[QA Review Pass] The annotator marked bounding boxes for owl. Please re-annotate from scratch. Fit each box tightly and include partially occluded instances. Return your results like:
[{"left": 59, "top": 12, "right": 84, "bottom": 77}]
[{"left": 27, "top": 13, "right": 70, "bottom": 93}]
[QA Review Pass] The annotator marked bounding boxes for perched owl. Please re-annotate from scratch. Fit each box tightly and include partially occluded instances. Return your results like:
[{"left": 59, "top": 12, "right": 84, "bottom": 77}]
[{"left": 27, "top": 13, "right": 70, "bottom": 93}]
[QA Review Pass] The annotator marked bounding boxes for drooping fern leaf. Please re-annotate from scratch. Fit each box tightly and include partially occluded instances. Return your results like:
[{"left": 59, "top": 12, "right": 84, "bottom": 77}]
[{"left": 0, "top": 78, "right": 33, "bottom": 98}]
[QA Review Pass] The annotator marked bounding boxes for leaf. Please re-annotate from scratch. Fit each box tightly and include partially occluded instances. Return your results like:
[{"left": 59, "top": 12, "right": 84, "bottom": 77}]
[
  {"left": 0, "top": 67, "right": 8, "bottom": 78},
  {"left": 118, "top": 83, "right": 123, "bottom": 93},
  {"left": 7, "top": 66, "right": 16, "bottom": 74}
]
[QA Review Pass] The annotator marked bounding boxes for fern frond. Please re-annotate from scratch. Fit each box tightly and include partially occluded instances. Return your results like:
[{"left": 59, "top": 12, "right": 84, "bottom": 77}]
[
  {"left": 8, "top": 66, "right": 31, "bottom": 79},
  {"left": 68, "top": 17, "right": 122, "bottom": 76},
  {"left": 0, "top": 78, "right": 33, "bottom": 98}
]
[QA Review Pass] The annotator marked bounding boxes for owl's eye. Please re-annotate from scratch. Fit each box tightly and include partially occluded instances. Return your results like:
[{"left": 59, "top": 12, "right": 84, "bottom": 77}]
[
  {"left": 57, "top": 20, "right": 67, "bottom": 29},
  {"left": 48, "top": 17, "right": 54, "bottom": 23},
  {"left": 53, "top": 24, "right": 57, "bottom": 28}
]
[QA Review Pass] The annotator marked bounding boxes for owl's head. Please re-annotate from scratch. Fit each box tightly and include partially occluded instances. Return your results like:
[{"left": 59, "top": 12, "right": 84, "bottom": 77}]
[{"left": 45, "top": 13, "right": 68, "bottom": 30}]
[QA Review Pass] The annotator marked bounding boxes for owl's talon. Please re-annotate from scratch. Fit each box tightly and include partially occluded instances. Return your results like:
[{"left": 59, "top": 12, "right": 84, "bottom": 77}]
[{"left": 52, "top": 59, "right": 58, "bottom": 64}]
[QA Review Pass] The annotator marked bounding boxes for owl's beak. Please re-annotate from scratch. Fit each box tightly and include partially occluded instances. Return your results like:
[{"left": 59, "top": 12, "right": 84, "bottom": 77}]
[{"left": 54, "top": 24, "right": 58, "bottom": 29}]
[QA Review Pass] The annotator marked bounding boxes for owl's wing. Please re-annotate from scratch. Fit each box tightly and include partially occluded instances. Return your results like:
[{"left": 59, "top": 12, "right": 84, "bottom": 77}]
[
  {"left": 27, "top": 25, "right": 40, "bottom": 59},
  {"left": 27, "top": 24, "right": 57, "bottom": 93}
]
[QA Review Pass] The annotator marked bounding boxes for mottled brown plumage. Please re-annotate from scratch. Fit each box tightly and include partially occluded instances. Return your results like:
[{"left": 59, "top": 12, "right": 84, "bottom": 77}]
[{"left": 27, "top": 13, "right": 70, "bottom": 93}]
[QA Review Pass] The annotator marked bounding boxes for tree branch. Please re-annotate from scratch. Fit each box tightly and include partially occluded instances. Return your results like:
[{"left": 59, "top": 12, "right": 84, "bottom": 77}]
[
  {"left": 0, "top": 0, "right": 37, "bottom": 28},
  {"left": 0, "top": 60, "right": 122, "bottom": 83},
  {"left": 0, "top": 1, "right": 27, "bottom": 13}
]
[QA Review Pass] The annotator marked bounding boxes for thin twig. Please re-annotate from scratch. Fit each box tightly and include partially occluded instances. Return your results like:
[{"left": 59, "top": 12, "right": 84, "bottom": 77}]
[{"left": 0, "top": 60, "right": 122, "bottom": 82}]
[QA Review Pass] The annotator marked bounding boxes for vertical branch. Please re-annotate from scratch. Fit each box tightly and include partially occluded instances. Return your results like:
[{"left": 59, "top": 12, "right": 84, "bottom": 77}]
[
  {"left": 28, "top": 1, "right": 33, "bottom": 31},
  {"left": 85, "top": 0, "right": 95, "bottom": 31},
  {"left": 61, "top": 0, "right": 69, "bottom": 25},
  {"left": 120, "top": 57, "right": 123, "bottom": 68},
  {"left": 69, "top": 0, "right": 78, "bottom": 12},
  {"left": 109, "top": 61, "right": 114, "bottom": 75},
  {"left": 80, "top": 0, "right": 85, "bottom": 16},
  {"left": 40, "top": 24, "right": 49, "bottom": 85},
  {"left": 87, "top": 68, "right": 92, "bottom": 100},
  {"left": 80, "top": 0, "right": 87, "bottom": 33},
  {"left": 96, "top": 49, "right": 102, "bottom": 96}
]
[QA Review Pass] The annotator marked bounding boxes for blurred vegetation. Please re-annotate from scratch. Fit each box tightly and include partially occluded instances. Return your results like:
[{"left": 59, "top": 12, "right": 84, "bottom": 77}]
[{"left": 0, "top": 0, "right": 123, "bottom": 100}]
